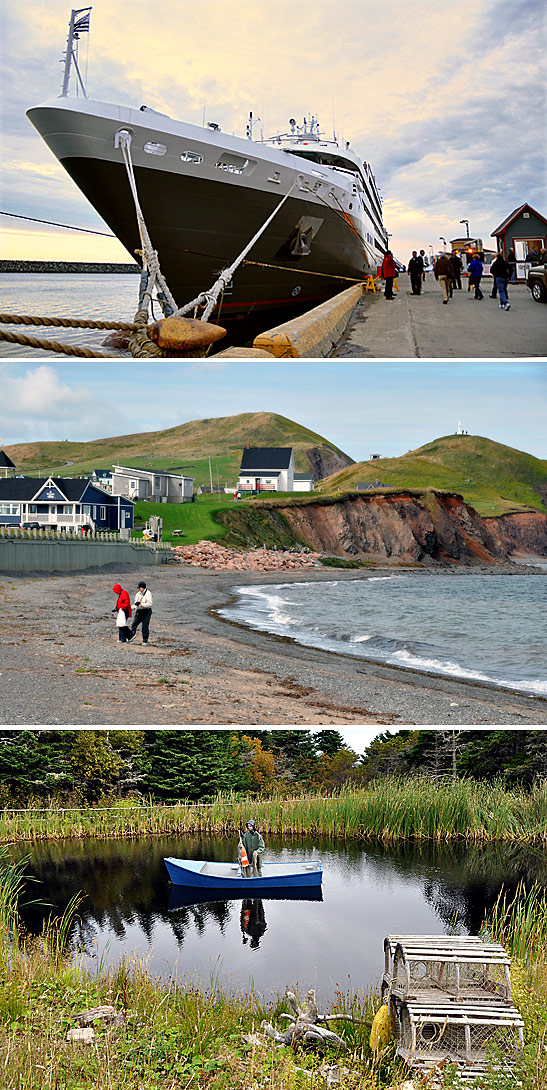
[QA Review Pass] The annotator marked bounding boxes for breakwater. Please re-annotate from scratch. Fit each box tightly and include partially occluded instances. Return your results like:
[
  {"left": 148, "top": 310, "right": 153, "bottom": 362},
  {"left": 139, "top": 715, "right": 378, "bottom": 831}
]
[{"left": 0, "top": 260, "right": 140, "bottom": 274}]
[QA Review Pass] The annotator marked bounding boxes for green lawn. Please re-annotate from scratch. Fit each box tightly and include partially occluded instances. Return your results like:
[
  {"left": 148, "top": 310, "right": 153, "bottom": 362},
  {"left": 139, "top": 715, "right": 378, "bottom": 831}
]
[{"left": 133, "top": 494, "right": 236, "bottom": 545}]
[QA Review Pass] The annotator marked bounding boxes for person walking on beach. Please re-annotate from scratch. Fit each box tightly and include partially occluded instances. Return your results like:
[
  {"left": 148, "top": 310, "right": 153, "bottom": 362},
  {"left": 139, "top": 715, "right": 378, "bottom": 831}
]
[
  {"left": 490, "top": 252, "right": 511, "bottom": 311},
  {"left": 112, "top": 583, "right": 132, "bottom": 642},
  {"left": 434, "top": 253, "right": 452, "bottom": 304},
  {"left": 382, "top": 250, "right": 398, "bottom": 300},
  {"left": 129, "top": 580, "right": 153, "bottom": 644},
  {"left": 240, "top": 819, "right": 265, "bottom": 876},
  {"left": 408, "top": 251, "right": 424, "bottom": 295},
  {"left": 468, "top": 255, "right": 484, "bottom": 300}
]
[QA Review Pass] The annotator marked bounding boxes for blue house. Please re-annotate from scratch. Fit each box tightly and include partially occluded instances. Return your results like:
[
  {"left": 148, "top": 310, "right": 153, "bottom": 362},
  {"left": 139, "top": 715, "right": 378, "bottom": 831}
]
[{"left": 0, "top": 476, "right": 134, "bottom": 532}]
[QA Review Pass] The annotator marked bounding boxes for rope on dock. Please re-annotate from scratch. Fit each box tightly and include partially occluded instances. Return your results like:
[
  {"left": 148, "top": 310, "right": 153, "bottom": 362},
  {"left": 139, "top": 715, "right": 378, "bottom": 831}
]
[
  {"left": 127, "top": 306, "right": 165, "bottom": 357},
  {"left": 0, "top": 330, "right": 108, "bottom": 357},
  {"left": 0, "top": 313, "right": 138, "bottom": 330}
]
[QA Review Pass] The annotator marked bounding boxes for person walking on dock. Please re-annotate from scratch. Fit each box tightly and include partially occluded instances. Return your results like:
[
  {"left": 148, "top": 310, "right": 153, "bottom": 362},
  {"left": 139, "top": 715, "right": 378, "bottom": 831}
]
[
  {"left": 112, "top": 583, "right": 132, "bottom": 642},
  {"left": 382, "top": 250, "right": 398, "bottom": 300},
  {"left": 408, "top": 251, "right": 424, "bottom": 295},
  {"left": 450, "top": 251, "right": 463, "bottom": 290},
  {"left": 468, "top": 255, "right": 484, "bottom": 300},
  {"left": 419, "top": 250, "right": 428, "bottom": 282},
  {"left": 128, "top": 580, "right": 153, "bottom": 644},
  {"left": 434, "top": 253, "right": 452, "bottom": 304},
  {"left": 241, "top": 819, "right": 265, "bottom": 876},
  {"left": 490, "top": 253, "right": 511, "bottom": 310}
]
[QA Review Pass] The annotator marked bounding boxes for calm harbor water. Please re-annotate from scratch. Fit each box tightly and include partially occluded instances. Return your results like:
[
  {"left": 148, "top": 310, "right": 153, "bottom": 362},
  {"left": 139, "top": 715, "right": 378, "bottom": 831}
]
[
  {"left": 0, "top": 273, "right": 139, "bottom": 357},
  {"left": 218, "top": 573, "right": 547, "bottom": 696},
  {"left": 0, "top": 273, "right": 306, "bottom": 355},
  {"left": 11, "top": 834, "right": 547, "bottom": 1004}
]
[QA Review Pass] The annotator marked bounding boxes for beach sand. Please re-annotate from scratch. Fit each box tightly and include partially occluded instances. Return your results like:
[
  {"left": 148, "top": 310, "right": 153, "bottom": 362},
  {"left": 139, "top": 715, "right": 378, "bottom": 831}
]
[{"left": 1, "top": 564, "right": 545, "bottom": 726}]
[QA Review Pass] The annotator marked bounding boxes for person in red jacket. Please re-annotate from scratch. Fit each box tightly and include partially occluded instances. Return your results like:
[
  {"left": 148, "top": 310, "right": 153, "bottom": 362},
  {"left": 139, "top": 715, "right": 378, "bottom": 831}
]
[
  {"left": 381, "top": 250, "right": 398, "bottom": 299},
  {"left": 112, "top": 583, "right": 132, "bottom": 642}
]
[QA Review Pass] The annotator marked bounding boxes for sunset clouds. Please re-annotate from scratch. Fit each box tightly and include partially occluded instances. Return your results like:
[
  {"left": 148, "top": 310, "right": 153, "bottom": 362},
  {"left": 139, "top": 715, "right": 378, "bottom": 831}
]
[{"left": 1, "top": 0, "right": 545, "bottom": 261}]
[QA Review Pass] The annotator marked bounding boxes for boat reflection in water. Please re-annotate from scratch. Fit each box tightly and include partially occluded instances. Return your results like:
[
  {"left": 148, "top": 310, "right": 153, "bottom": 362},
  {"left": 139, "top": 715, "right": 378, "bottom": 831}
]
[
  {"left": 168, "top": 885, "right": 322, "bottom": 953},
  {"left": 167, "top": 884, "right": 323, "bottom": 911}
]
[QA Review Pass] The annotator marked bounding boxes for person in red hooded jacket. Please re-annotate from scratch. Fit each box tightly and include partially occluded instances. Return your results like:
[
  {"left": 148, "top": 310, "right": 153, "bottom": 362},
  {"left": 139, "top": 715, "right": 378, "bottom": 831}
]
[
  {"left": 112, "top": 583, "right": 132, "bottom": 642},
  {"left": 381, "top": 250, "right": 398, "bottom": 299}
]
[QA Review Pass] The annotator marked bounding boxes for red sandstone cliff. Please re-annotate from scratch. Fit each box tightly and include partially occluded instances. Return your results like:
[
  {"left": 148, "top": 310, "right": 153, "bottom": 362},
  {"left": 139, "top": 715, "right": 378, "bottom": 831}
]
[
  {"left": 485, "top": 511, "right": 547, "bottom": 557},
  {"left": 274, "top": 491, "right": 512, "bottom": 565}
]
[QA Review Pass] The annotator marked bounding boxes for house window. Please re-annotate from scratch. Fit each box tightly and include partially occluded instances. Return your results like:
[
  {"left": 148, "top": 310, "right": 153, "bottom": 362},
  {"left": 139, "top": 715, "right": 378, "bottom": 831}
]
[
  {"left": 92, "top": 507, "right": 97, "bottom": 519},
  {"left": 83, "top": 505, "right": 90, "bottom": 516},
  {"left": 130, "top": 480, "right": 136, "bottom": 489},
  {"left": 100, "top": 506, "right": 106, "bottom": 520},
  {"left": 0, "top": 504, "right": 19, "bottom": 515}
]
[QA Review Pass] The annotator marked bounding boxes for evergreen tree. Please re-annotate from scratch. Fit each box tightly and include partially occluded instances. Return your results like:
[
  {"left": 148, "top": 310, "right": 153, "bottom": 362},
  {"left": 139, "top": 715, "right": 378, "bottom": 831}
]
[
  {"left": 0, "top": 730, "right": 75, "bottom": 802},
  {"left": 138, "top": 731, "right": 246, "bottom": 801},
  {"left": 313, "top": 731, "right": 345, "bottom": 756}
]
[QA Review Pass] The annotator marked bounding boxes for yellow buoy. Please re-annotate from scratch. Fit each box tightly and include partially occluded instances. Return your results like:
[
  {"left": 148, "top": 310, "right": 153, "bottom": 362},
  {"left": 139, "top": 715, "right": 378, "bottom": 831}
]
[{"left": 370, "top": 1004, "right": 391, "bottom": 1051}]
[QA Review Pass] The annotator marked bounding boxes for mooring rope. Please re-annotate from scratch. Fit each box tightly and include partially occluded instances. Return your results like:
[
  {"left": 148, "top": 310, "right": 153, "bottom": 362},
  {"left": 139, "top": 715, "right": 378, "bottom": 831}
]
[
  {"left": 0, "top": 313, "right": 138, "bottom": 330},
  {"left": 0, "top": 330, "right": 108, "bottom": 357}
]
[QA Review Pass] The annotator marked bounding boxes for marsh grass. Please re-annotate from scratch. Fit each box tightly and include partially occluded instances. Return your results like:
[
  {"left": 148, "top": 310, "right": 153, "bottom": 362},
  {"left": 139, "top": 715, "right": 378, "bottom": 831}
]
[{"left": 2, "top": 780, "right": 546, "bottom": 846}]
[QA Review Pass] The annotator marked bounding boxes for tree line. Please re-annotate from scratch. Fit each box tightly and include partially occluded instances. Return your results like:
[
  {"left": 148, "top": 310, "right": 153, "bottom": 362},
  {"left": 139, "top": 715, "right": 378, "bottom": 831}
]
[{"left": 0, "top": 729, "right": 544, "bottom": 805}]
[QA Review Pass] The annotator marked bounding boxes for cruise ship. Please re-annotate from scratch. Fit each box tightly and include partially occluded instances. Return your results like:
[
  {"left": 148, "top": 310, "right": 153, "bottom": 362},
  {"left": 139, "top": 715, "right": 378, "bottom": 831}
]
[{"left": 27, "top": 12, "right": 390, "bottom": 322}]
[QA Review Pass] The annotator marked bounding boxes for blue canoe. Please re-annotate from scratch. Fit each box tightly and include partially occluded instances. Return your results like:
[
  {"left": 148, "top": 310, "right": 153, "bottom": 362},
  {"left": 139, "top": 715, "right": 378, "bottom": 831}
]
[{"left": 164, "top": 856, "right": 322, "bottom": 895}]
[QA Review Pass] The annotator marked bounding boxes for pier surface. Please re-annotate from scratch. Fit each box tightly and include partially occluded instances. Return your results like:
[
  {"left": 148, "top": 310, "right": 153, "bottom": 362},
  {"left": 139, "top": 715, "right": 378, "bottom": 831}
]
[{"left": 335, "top": 279, "right": 546, "bottom": 358}]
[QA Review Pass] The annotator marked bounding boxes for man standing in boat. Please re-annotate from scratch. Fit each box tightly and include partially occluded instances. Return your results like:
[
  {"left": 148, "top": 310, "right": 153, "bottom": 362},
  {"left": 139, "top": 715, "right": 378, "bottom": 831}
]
[{"left": 240, "top": 819, "right": 265, "bottom": 877}]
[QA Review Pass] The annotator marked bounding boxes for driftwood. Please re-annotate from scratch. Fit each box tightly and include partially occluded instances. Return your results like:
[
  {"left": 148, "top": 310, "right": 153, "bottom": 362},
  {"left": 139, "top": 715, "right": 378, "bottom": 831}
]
[
  {"left": 261, "top": 989, "right": 349, "bottom": 1051},
  {"left": 70, "top": 1005, "right": 124, "bottom": 1027}
]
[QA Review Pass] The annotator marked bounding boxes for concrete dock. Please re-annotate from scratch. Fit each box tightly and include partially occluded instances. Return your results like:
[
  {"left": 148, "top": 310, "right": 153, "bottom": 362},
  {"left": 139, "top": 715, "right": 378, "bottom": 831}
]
[{"left": 335, "top": 277, "right": 546, "bottom": 358}]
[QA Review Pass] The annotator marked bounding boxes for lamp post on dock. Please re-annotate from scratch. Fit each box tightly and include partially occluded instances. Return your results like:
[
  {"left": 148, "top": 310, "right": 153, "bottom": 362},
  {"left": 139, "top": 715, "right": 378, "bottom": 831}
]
[{"left": 460, "top": 219, "right": 470, "bottom": 239}]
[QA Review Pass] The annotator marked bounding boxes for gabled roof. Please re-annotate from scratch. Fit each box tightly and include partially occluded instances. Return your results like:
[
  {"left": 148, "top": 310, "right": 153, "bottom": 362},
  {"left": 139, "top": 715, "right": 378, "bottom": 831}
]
[
  {"left": 240, "top": 447, "right": 293, "bottom": 470},
  {"left": 0, "top": 477, "right": 128, "bottom": 502},
  {"left": 0, "top": 451, "right": 16, "bottom": 469},
  {"left": 492, "top": 203, "right": 547, "bottom": 236}
]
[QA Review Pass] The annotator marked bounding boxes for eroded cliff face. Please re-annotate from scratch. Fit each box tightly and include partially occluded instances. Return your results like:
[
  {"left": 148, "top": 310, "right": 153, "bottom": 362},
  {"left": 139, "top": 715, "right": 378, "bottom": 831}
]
[
  {"left": 275, "top": 491, "right": 511, "bottom": 565},
  {"left": 305, "top": 445, "right": 354, "bottom": 481},
  {"left": 485, "top": 512, "right": 547, "bottom": 556}
]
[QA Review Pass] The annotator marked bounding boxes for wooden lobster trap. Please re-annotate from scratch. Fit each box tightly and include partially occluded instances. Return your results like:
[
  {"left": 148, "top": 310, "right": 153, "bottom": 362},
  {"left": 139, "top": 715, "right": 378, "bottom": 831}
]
[
  {"left": 383, "top": 936, "right": 524, "bottom": 1079},
  {"left": 383, "top": 935, "right": 513, "bottom": 1004},
  {"left": 391, "top": 998, "right": 524, "bottom": 1079}
]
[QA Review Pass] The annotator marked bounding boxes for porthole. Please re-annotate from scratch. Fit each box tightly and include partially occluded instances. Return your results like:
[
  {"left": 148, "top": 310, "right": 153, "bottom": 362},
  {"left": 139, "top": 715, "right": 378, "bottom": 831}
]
[
  {"left": 180, "top": 151, "right": 203, "bottom": 164},
  {"left": 144, "top": 141, "right": 167, "bottom": 156},
  {"left": 292, "top": 285, "right": 302, "bottom": 296}
]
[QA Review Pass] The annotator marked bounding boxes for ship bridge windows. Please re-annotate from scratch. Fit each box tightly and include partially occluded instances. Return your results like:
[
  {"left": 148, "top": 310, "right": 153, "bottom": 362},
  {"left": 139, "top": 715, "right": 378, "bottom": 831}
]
[
  {"left": 286, "top": 148, "right": 359, "bottom": 174},
  {"left": 216, "top": 152, "right": 257, "bottom": 175},
  {"left": 180, "top": 150, "right": 203, "bottom": 164}
]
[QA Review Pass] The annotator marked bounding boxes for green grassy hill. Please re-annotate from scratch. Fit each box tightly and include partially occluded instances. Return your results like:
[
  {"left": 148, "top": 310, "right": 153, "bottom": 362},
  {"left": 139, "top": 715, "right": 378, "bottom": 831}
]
[
  {"left": 317, "top": 434, "right": 547, "bottom": 516},
  {"left": 5, "top": 412, "right": 353, "bottom": 489}
]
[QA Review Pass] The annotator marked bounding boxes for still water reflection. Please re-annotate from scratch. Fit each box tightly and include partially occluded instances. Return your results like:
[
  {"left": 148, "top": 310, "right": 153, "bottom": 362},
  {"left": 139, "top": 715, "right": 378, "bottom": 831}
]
[{"left": 12, "top": 835, "right": 546, "bottom": 1004}]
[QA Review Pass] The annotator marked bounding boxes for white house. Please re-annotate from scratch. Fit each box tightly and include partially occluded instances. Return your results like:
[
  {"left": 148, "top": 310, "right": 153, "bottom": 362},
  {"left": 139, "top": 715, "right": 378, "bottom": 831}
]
[
  {"left": 293, "top": 472, "right": 315, "bottom": 492},
  {"left": 237, "top": 447, "right": 295, "bottom": 492},
  {"left": 112, "top": 465, "right": 194, "bottom": 503}
]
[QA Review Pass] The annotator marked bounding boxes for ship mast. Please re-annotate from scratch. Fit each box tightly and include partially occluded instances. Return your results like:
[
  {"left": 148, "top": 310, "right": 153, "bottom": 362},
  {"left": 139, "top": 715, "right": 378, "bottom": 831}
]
[{"left": 60, "top": 7, "right": 92, "bottom": 97}]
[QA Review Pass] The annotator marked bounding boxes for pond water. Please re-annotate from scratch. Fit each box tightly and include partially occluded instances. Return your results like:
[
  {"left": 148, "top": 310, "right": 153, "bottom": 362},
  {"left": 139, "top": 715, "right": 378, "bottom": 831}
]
[{"left": 12, "top": 834, "right": 546, "bottom": 1005}]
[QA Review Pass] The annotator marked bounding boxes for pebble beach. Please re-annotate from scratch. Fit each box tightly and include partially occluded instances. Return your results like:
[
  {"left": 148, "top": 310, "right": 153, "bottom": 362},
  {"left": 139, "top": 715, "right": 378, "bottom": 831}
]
[{"left": 2, "top": 562, "right": 546, "bottom": 727}]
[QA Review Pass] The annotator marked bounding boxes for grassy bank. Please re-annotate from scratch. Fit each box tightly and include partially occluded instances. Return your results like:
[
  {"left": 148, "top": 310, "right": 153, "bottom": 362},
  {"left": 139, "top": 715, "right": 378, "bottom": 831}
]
[
  {"left": 2, "top": 779, "right": 547, "bottom": 845},
  {"left": 1, "top": 852, "right": 546, "bottom": 1088}
]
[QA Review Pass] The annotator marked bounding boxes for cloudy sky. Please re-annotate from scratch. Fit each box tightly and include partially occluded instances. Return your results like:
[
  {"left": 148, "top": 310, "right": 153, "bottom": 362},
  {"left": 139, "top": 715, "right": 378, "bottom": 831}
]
[
  {"left": 1, "top": 0, "right": 546, "bottom": 263},
  {"left": 1, "top": 360, "right": 546, "bottom": 461}
]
